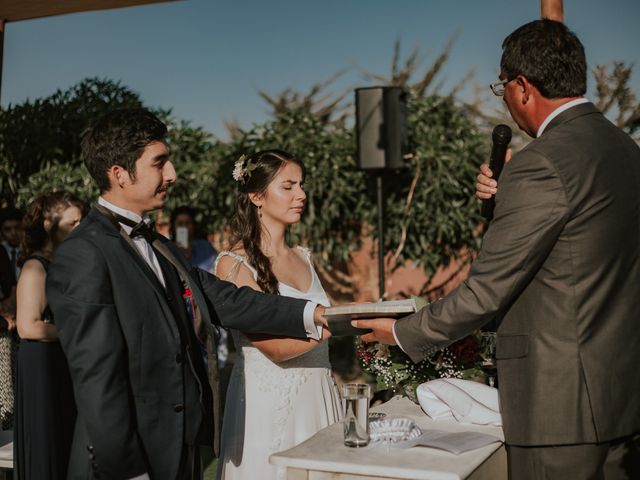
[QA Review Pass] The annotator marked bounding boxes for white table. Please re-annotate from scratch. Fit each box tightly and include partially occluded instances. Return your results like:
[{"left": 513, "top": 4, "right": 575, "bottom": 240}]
[
  {"left": 0, "top": 431, "right": 12, "bottom": 480},
  {"left": 270, "top": 396, "right": 507, "bottom": 480}
]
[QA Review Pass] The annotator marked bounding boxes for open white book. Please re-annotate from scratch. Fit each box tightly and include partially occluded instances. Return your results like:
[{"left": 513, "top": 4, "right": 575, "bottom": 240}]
[
  {"left": 324, "top": 298, "right": 420, "bottom": 336},
  {"left": 368, "top": 415, "right": 502, "bottom": 454},
  {"left": 392, "top": 429, "right": 502, "bottom": 454}
]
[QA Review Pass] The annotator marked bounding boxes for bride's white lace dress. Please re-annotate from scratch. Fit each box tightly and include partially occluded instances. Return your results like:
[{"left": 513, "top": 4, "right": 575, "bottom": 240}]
[{"left": 215, "top": 248, "right": 342, "bottom": 480}]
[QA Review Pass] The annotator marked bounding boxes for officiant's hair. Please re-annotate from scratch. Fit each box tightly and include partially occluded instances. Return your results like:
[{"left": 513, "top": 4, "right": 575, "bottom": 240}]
[
  {"left": 82, "top": 108, "right": 168, "bottom": 193},
  {"left": 230, "top": 149, "right": 305, "bottom": 294},
  {"left": 501, "top": 19, "right": 586, "bottom": 99},
  {"left": 20, "top": 191, "right": 87, "bottom": 265}
]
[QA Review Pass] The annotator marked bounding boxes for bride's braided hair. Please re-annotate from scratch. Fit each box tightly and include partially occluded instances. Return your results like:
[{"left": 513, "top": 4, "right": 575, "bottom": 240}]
[{"left": 229, "top": 149, "right": 305, "bottom": 295}]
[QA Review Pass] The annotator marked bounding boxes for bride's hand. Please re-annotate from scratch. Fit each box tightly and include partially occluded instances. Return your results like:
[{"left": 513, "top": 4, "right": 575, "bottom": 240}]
[
  {"left": 321, "top": 325, "right": 332, "bottom": 341},
  {"left": 313, "top": 305, "right": 328, "bottom": 328}
]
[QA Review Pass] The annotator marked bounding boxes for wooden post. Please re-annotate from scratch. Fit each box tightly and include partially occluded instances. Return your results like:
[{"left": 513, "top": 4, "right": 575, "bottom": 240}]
[
  {"left": 541, "top": 0, "right": 564, "bottom": 22},
  {"left": 0, "top": 19, "right": 4, "bottom": 101}
]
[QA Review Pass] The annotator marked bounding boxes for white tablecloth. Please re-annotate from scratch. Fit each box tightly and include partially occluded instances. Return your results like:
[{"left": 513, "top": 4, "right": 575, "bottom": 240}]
[
  {"left": 0, "top": 433, "right": 12, "bottom": 470},
  {"left": 270, "top": 395, "right": 506, "bottom": 480}
]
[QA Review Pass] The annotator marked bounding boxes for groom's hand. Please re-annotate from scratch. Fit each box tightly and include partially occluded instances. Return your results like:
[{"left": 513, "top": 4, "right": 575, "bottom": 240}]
[
  {"left": 313, "top": 305, "right": 328, "bottom": 328},
  {"left": 352, "top": 318, "right": 397, "bottom": 345}
]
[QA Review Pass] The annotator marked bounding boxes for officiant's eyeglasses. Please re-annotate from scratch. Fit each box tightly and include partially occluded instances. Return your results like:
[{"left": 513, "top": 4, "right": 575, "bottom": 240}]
[{"left": 490, "top": 78, "right": 515, "bottom": 96}]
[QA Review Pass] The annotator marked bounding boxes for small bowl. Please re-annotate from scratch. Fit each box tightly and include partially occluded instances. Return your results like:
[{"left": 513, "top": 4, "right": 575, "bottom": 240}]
[{"left": 369, "top": 417, "right": 422, "bottom": 444}]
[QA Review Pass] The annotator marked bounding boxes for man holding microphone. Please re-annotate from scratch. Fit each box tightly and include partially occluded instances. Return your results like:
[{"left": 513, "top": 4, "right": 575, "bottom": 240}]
[{"left": 356, "top": 19, "right": 640, "bottom": 479}]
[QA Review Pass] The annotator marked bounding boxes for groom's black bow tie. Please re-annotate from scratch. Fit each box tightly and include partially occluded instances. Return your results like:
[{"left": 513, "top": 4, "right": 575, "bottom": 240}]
[
  {"left": 129, "top": 220, "right": 156, "bottom": 242},
  {"left": 105, "top": 209, "right": 156, "bottom": 242}
]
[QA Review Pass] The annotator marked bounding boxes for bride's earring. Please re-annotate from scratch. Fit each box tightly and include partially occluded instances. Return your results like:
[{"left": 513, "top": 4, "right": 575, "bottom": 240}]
[{"left": 258, "top": 205, "right": 262, "bottom": 218}]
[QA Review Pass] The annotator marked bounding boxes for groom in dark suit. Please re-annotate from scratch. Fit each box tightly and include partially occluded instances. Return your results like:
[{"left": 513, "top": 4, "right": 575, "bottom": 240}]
[
  {"left": 46, "top": 109, "right": 328, "bottom": 479},
  {"left": 356, "top": 20, "right": 640, "bottom": 479}
]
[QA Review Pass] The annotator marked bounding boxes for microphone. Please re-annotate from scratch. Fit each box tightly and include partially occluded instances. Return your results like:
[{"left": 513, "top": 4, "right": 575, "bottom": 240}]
[{"left": 481, "top": 124, "right": 512, "bottom": 222}]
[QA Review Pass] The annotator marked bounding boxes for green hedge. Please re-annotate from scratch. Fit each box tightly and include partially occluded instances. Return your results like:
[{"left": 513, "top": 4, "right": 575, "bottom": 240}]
[{"left": 2, "top": 79, "right": 486, "bottom": 288}]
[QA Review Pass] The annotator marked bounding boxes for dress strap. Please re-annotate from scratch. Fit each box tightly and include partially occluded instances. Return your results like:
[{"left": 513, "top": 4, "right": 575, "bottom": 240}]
[
  {"left": 295, "top": 245, "right": 312, "bottom": 263},
  {"left": 25, "top": 255, "right": 51, "bottom": 272},
  {"left": 294, "top": 246, "right": 317, "bottom": 281},
  {"left": 214, "top": 251, "right": 258, "bottom": 282}
]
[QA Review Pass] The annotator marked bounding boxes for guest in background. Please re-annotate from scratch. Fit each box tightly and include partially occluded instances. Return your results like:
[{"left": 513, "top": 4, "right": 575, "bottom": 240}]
[
  {"left": 153, "top": 209, "right": 172, "bottom": 238},
  {"left": 215, "top": 150, "right": 341, "bottom": 480},
  {"left": 0, "top": 206, "right": 24, "bottom": 326},
  {"left": 0, "top": 246, "right": 15, "bottom": 328},
  {"left": 0, "top": 206, "right": 23, "bottom": 432},
  {"left": 0, "top": 242, "right": 17, "bottom": 431},
  {"left": 170, "top": 205, "right": 218, "bottom": 273},
  {"left": 14, "top": 191, "right": 86, "bottom": 480},
  {"left": 0, "top": 207, "right": 24, "bottom": 285}
]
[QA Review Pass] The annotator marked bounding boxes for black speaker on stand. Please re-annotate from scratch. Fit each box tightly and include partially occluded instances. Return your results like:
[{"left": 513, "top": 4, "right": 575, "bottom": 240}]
[{"left": 355, "top": 86, "right": 408, "bottom": 299}]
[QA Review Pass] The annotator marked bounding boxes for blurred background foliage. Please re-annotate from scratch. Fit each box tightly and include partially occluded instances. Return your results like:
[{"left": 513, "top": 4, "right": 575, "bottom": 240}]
[
  {"left": 1, "top": 42, "right": 638, "bottom": 298},
  {"left": 3, "top": 46, "right": 637, "bottom": 412}
]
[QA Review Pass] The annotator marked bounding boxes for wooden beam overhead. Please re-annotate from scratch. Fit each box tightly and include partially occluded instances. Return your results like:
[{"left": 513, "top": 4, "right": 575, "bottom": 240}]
[
  {"left": 0, "top": 0, "right": 177, "bottom": 23},
  {"left": 541, "top": 0, "right": 564, "bottom": 22}
]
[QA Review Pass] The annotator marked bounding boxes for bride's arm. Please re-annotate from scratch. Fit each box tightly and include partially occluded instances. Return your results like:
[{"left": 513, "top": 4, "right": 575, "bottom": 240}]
[
  {"left": 215, "top": 256, "right": 330, "bottom": 363},
  {"left": 246, "top": 328, "right": 330, "bottom": 363}
]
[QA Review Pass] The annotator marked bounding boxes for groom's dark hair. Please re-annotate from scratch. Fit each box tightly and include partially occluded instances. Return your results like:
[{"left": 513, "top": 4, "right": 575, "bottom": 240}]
[{"left": 82, "top": 108, "right": 168, "bottom": 193}]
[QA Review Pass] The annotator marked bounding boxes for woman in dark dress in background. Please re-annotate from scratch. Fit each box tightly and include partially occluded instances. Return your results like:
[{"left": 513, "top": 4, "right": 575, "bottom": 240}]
[{"left": 14, "top": 192, "right": 86, "bottom": 480}]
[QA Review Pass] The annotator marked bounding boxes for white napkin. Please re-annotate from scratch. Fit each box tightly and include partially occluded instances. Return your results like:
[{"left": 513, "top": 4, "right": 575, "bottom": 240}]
[{"left": 416, "top": 378, "right": 502, "bottom": 426}]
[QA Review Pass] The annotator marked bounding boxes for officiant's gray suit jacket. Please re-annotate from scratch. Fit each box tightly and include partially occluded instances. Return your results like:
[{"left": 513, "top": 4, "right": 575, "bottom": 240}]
[{"left": 396, "top": 102, "right": 640, "bottom": 446}]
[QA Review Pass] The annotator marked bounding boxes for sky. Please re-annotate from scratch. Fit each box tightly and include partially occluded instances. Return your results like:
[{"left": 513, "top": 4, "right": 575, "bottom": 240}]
[{"left": 2, "top": 0, "right": 639, "bottom": 139}]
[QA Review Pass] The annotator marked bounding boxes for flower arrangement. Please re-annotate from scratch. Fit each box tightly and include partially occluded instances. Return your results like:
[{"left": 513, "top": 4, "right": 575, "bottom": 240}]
[{"left": 356, "top": 332, "right": 484, "bottom": 403}]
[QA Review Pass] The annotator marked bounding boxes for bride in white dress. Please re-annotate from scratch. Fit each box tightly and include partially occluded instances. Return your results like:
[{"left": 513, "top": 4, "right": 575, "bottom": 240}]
[{"left": 215, "top": 150, "right": 342, "bottom": 480}]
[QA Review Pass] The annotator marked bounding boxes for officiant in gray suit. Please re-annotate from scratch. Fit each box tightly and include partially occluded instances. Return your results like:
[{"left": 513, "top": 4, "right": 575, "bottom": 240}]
[
  {"left": 46, "top": 108, "right": 328, "bottom": 480},
  {"left": 355, "top": 20, "right": 640, "bottom": 479}
]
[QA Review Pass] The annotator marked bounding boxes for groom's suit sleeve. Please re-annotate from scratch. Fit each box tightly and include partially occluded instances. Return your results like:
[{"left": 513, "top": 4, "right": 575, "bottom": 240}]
[
  {"left": 47, "top": 236, "right": 148, "bottom": 479},
  {"left": 395, "top": 149, "right": 570, "bottom": 362},
  {"left": 193, "top": 265, "right": 311, "bottom": 338}
]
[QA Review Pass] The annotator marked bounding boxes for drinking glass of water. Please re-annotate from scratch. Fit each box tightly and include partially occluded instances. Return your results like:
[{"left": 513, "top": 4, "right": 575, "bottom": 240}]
[{"left": 342, "top": 383, "right": 371, "bottom": 447}]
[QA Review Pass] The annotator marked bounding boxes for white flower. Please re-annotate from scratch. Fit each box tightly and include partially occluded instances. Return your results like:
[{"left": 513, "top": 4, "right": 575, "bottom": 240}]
[
  {"left": 232, "top": 155, "right": 247, "bottom": 182},
  {"left": 375, "top": 344, "right": 390, "bottom": 358}
]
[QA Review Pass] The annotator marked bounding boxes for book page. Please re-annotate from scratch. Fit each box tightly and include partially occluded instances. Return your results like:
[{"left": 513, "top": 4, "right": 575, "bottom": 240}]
[
  {"left": 386, "top": 429, "right": 502, "bottom": 454},
  {"left": 324, "top": 298, "right": 417, "bottom": 316}
]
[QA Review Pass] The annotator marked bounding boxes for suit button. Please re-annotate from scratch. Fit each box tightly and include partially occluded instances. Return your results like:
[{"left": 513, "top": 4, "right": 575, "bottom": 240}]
[
  {"left": 175, "top": 353, "right": 183, "bottom": 364},
  {"left": 86, "top": 445, "right": 94, "bottom": 453},
  {"left": 89, "top": 452, "right": 96, "bottom": 460},
  {"left": 174, "top": 403, "right": 184, "bottom": 412}
]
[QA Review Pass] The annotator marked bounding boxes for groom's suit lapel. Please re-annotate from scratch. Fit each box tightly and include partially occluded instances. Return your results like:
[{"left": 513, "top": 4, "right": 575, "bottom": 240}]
[
  {"left": 155, "top": 237, "right": 215, "bottom": 339},
  {"left": 90, "top": 208, "right": 180, "bottom": 340}
]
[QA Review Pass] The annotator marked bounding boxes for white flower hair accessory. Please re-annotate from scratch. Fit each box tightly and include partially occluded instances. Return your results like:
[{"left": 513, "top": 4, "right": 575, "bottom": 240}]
[{"left": 232, "top": 154, "right": 257, "bottom": 184}]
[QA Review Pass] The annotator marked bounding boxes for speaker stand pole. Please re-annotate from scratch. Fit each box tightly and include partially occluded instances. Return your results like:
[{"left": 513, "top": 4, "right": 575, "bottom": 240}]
[{"left": 376, "top": 174, "right": 385, "bottom": 300}]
